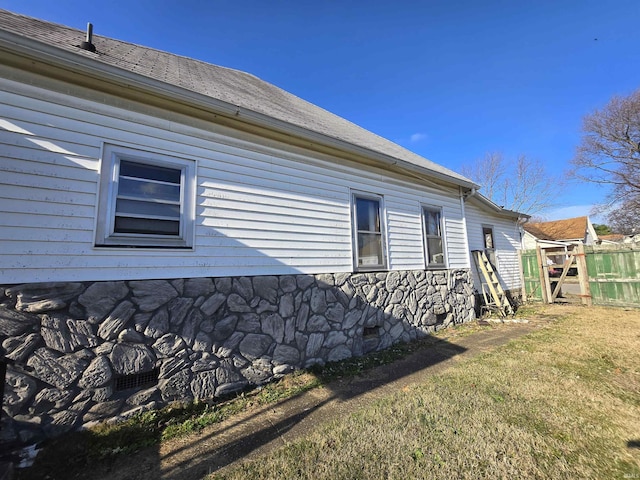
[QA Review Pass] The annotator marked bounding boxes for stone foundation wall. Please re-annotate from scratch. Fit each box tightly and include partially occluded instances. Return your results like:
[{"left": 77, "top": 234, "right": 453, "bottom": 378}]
[{"left": 0, "top": 269, "right": 475, "bottom": 447}]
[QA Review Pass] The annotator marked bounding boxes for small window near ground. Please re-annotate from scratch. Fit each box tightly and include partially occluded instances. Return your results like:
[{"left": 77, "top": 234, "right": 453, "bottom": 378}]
[
  {"left": 352, "top": 193, "right": 387, "bottom": 270},
  {"left": 423, "top": 206, "right": 445, "bottom": 268},
  {"left": 96, "top": 144, "right": 195, "bottom": 248}
]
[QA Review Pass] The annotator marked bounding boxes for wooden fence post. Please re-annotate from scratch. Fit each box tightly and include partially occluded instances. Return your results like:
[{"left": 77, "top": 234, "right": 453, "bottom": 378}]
[
  {"left": 575, "top": 243, "right": 592, "bottom": 306},
  {"left": 518, "top": 249, "right": 526, "bottom": 303},
  {"left": 535, "top": 244, "right": 550, "bottom": 303}
]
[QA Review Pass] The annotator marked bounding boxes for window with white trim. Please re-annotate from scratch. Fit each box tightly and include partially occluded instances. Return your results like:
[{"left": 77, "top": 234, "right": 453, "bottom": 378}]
[
  {"left": 352, "top": 192, "right": 387, "bottom": 270},
  {"left": 423, "top": 206, "right": 445, "bottom": 268},
  {"left": 96, "top": 144, "right": 195, "bottom": 248},
  {"left": 482, "top": 225, "right": 497, "bottom": 267}
]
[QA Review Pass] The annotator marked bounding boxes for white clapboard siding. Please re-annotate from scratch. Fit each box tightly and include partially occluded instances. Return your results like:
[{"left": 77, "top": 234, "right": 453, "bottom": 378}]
[
  {"left": 464, "top": 201, "right": 523, "bottom": 291},
  {"left": 385, "top": 198, "right": 423, "bottom": 270},
  {"left": 0, "top": 183, "right": 95, "bottom": 206},
  {"left": 0, "top": 132, "right": 99, "bottom": 162},
  {"left": 443, "top": 214, "right": 470, "bottom": 269},
  {"left": 0, "top": 78, "right": 475, "bottom": 283}
]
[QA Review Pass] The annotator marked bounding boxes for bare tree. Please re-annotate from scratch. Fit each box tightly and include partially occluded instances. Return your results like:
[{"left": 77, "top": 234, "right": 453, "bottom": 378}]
[
  {"left": 460, "top": 152, "right": 556, "bottom": 216},
  {"left": 607, "top": 199, "right": 640, "bottom": 234},
  {"left": 571, "top": 88, "right": 640, "bottom": 231},
  {"left": 460, "top": 152, "right": 506, "bottom": 202}
]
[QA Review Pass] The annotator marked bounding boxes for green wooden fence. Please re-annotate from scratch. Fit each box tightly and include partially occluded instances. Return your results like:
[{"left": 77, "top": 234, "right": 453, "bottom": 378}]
[
  {"left": 520, "top": 250, "right": 542, "bottom": 301},
  {"left": 520, "top": 246, "right": 640, "bottom": 307},
  {"left": 585, "top": 247, "right": 640, "bottom": 308}
]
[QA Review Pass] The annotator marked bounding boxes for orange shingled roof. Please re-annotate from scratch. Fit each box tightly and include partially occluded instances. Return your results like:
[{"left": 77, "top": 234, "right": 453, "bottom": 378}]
[
  {"left": 524, "top": 216, "right": 589, "bottom": 241},
  {"left": 599, "top": 234, "right": 625, "bottom": 242}
]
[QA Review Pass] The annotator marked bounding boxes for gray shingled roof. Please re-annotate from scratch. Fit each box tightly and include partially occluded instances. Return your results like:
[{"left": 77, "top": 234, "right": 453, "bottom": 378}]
[{"left": 0, "top": 9, "right": 475, "bottom": 187}]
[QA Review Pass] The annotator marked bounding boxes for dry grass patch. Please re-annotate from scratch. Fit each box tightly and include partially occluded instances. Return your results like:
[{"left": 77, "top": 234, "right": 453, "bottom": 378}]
[{"left": 211, "top": 305, "right": 640, "bottom": 480}]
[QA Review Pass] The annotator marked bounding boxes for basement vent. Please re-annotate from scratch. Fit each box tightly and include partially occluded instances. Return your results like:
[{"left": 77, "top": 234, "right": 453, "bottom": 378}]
[
  {"left": 113, "top": 368, "right": 159, "bottom": 392},
  {"left": 363, "top": 326, "right": 380, "bottom": 338},
  {"left": 435, "top": 313, "right": 447, "bottom": 324}
]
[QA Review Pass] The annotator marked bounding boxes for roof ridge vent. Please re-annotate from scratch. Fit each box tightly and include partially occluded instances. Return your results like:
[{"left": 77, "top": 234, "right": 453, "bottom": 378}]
[{"left": 80, "top": 22, "right": 96, "bottom": 52}]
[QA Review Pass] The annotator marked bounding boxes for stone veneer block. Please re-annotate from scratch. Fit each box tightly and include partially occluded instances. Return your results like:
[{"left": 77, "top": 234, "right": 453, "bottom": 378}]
[{"left": 0, "top": 269, "right": 475, "bottom": 448}]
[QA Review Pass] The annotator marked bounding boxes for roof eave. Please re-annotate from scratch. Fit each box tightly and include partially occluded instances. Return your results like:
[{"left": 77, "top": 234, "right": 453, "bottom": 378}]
[
  {"left": 470, "top": 192, "right": 528, "bottom": 219},
  {"left": 0, "top": 28, "right": 478, "bottom": 191}
]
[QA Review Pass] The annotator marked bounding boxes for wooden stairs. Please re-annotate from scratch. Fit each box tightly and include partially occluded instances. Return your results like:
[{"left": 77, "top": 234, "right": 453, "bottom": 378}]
[{"left": 472, "top": 250, "right": 514, "bottom": 317}]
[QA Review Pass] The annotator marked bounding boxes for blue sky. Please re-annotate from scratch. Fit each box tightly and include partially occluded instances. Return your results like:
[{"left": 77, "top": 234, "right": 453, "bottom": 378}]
[{"left": 3, "top": 0, "right": 639, "bottom": 222}]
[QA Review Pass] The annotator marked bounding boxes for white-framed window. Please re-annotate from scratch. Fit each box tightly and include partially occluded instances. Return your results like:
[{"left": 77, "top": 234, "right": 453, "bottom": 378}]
[
  {"left": 422, "top": 206, "right": 446, "bottom": 268},
  {"left": 482, "top": 224, "right": 497, "bottom": 267},
  {"left": 351, "top": 192, "right": 387, "bottom": 271},
  {"left": 95, "top": 144, "right": 196, "bottom": 248}
]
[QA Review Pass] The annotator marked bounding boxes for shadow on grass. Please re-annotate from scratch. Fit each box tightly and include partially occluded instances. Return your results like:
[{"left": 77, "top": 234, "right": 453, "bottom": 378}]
[
  {"left": 161, "top": 336, "right": 466, "bottom": 480},
  {"left": 18, "top": 336, "right": 466, "bottom": 480}
]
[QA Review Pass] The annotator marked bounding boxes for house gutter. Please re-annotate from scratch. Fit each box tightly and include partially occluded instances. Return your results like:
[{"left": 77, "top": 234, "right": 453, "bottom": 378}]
[
  {"left": 0, "top": 29, "right": 478, "bottom": 191},
  {"left": 459, "top": 187, "right": 473, "bottom": 268},
  {"left": 463, "top": 189, "right": 526, "bottom": 220}
]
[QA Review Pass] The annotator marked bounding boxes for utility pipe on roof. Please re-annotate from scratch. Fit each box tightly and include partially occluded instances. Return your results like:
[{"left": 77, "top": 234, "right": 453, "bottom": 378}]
[{"left": 80, "top": 22, "right": 96, "bottom": 52}]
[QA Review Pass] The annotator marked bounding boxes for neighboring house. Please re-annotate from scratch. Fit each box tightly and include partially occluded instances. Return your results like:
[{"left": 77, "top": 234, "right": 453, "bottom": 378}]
[
  {"left": 522, "top": 216, "right": 598, "bottom": 265},
  {"left": 0, "top": 10, "right": 524, "bottom": 445},
  {"left": 523, "top": 216, "right": 598, "bottom": 248},
  {"left": 598, "top": 234, "right": 626, "bottom": 245},
  {"left": 598, "top": 233, "right": 640, "bottom": 246}
]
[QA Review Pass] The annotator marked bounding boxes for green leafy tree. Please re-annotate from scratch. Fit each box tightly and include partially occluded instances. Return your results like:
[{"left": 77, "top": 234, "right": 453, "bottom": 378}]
[{"left": 593, "top": 224, "right": 612, "bottom": 235}]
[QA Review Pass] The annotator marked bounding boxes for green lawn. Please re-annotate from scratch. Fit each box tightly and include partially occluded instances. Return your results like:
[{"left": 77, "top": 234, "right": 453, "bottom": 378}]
[{"left": 211, "top": 305, "right": 640, "bottom": 480}]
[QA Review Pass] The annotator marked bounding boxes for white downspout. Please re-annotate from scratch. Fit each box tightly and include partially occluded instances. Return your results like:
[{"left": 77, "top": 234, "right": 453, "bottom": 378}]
[{"left": 459, "top": 187, "right": 476, "bottom": 269}]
